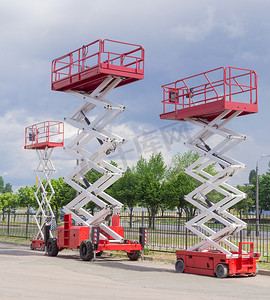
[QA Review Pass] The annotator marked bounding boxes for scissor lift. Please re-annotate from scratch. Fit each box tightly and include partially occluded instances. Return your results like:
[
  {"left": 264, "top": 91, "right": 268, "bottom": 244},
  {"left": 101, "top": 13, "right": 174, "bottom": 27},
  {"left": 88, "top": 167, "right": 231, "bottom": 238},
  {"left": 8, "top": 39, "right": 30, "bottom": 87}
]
[
  {"left": 160, "top": 67, "right": 259, "bottom": 277},
  {"left": 48, "top": 39, "right": 146, "bottom": 261},
  {"left": 24, "top": 121, "right": 64, "bottom": 250}
]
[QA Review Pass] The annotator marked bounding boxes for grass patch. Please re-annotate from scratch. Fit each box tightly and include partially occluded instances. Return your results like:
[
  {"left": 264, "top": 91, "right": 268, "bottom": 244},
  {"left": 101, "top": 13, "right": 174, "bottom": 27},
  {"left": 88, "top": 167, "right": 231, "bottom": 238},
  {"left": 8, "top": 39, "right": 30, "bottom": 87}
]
[
  {"left": 0, "top": 235, "right": 31, "bottom": 244},
  {"left": 258, "top": 262, "right": 270, "bottom": 270}
]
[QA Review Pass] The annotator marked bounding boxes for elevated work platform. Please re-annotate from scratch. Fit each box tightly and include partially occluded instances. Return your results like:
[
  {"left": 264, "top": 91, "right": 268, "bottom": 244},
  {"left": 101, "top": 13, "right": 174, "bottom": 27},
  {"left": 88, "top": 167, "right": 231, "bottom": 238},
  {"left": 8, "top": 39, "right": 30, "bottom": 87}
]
[
  {"left": 25, "top": 121, "right": 64, "bottom": 247},
  {"left": 160, "top": 66, "right": 260, "bottom": 277},
  {"left": 160, "top": 67, "right": 257, "bottom": 121},
  {"left": 24, "top": 121, "right": 64, "bottom": 150},
  {"left": 51, "top": 39, "right": 145, "bottom": 93},
  {"left": 49, "top": 39, "right": 146, "bottom": 260}
]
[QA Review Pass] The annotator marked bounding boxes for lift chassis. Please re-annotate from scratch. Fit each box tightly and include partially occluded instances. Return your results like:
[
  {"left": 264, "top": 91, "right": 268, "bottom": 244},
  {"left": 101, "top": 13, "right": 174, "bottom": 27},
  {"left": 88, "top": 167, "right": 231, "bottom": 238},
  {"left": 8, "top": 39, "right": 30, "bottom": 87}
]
[{"left": 160, "top": 67, "right": 260, "bottom": 277}]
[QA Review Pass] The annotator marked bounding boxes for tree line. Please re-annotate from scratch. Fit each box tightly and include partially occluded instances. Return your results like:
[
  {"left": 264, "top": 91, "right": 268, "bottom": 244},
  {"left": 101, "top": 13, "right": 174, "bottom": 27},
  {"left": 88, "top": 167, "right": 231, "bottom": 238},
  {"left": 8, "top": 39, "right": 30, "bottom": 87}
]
[{"left": 1, "top": 151, "right": 270, "bottom": 224}]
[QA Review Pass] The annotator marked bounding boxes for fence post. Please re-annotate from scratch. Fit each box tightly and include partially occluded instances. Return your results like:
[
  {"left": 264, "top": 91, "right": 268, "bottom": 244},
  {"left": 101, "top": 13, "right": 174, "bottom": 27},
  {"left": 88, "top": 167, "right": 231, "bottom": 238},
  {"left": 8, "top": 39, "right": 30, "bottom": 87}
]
[
  {"left": 7, "top": 210, "right": 10, "bottom": 236},
  {"left": 26, "top": 212, "right": 29, "bottom": 239},
  {"left": 142, "top": 211, "right": 144, "bottom": 228},
  {"left": 240, "top": 210, "right": 243, "bottom": 243},
  {"left": 185, "top": 213, "right": 188, "bottom": 250}
]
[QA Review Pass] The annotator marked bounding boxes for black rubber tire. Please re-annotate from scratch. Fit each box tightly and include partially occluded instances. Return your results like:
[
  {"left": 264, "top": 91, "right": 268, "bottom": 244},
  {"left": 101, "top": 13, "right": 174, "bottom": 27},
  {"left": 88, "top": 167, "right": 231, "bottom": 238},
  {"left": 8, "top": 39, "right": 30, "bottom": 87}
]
[
  {"left": 47, "top": 238, "right": 59, "bottom": 257},
  {"left": 80, "top": 240, "right": 94, "bottom": 261},
  {"left": 30, "top": 242, "right": 34, "bottom": 250},
  {"left": 215, "top": 263, "right": 228, "bottom": 278},
  {"left": 96, "top": 251, "right": 103, "bottom": 257},
  {"left": 175, "top": 259, "right": 185, "bottom": 273},
  {"left": 127, "top": 250, "right": 141, "bottom": 261}
]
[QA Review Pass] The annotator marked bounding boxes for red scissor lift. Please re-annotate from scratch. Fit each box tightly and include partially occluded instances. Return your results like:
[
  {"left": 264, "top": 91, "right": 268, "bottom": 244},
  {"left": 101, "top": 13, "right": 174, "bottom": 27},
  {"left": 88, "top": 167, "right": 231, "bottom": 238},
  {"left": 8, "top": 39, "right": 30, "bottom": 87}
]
[
  {"left": 24, "top": 121, "right": 64, "bottom": 250},
  {"left": 160, "top": 67, "right": 259, "bottom": 277},
  {"left": 47, "top": 39, "right": 146, "bottom": 261}
]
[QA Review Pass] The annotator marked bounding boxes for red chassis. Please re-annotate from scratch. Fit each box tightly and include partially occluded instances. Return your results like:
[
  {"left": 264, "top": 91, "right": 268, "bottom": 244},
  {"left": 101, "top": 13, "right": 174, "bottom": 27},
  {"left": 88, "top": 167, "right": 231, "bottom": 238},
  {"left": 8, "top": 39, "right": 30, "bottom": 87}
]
[
  {"left": 175, "top": 242, "right": 259, "bottom": 278},
  {"left": 32, "top": 214, "right": 146, "bottom": 261}
]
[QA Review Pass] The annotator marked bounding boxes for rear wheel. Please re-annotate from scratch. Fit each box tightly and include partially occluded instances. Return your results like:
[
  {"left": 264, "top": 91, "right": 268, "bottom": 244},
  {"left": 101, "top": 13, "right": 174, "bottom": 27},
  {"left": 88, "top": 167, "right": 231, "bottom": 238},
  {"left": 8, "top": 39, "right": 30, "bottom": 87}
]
[
  {"left": 47, "top": 238, "right": 59, "bottom": 257},
  {"left": 215, "top": 263, "right": 228, "bottom": 278},
  {"left": 175, "top": 259, "right": 185, "bottom": 273},
  {"left": 127, "top": 250, "right": 141, "bottom": 261},
  {"left": 80, "top": 240, "right": 94, "bottom": 261}
]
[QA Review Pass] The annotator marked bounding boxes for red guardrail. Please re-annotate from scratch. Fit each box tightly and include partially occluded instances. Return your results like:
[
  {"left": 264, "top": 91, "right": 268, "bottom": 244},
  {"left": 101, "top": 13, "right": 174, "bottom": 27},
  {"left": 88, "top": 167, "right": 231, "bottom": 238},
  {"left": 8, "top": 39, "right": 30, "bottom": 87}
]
[
  {"left": 51, "top": 39, "right": 145, "bottom": 83},
  {"left": 24, "top": 121, "right": 64, "bottom": 149},
  {"left": 161, "top": 67, "right": 257, "bottom": 114}
]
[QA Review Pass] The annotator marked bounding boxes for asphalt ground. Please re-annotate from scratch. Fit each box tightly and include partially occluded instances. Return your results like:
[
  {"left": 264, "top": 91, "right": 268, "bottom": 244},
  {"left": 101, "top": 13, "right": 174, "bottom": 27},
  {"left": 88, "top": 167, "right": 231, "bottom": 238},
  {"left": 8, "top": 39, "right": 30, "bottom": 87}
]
[{"left": 0, "top": 243, "right": 269, "bottom": 300}]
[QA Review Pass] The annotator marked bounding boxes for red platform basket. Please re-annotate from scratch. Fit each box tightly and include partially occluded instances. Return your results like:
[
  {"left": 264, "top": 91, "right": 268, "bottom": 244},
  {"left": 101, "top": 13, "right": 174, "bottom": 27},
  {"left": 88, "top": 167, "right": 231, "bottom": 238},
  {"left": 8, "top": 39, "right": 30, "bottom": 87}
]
[
  {"left": 160, "top": 67, "right": 258, "bottom": 121},
  {"left": 24, "top": 121, "right": 64, "bottom": 150},
  {"left": 51, "top": 39, "right": 145, "bottom": 93}
]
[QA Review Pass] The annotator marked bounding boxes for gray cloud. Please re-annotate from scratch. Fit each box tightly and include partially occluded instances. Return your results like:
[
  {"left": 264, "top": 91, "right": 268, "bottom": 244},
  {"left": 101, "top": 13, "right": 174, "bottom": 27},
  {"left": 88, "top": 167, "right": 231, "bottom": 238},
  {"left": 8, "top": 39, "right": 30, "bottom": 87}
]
[{"left": 1, "top": 0, "right": 270, "bottom": 190}]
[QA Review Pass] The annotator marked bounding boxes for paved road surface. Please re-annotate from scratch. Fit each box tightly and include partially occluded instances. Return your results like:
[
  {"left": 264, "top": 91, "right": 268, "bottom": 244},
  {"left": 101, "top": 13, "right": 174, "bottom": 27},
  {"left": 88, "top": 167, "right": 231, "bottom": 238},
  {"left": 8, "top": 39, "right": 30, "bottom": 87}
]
[{"left": 0, "top": 243, "right": 269, "bottom": 300}]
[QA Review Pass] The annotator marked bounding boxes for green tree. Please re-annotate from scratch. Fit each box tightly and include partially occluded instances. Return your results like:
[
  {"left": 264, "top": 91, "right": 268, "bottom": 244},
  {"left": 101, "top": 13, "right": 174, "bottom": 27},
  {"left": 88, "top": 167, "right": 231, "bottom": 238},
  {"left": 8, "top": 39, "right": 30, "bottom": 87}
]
[
  {"left": 235, "top": 184, "right": 255, "bottom": 218},
  {"left": 4, "top": 183, "right": 12, "bottom": 193},
  {"left": 246, "top": 173, "right": 270, "bottom": 216},
  {"left": 167, "top": 151, "right": 200, "bottom": 180},
  {"left": 136, "top": 173, "right": 162, "bottom": 228},
  {"left": 4, "top": 192, "right": 19, "bottom": 221},
  {"left": 257, "top": 173, "right": 270, "bottom": 213},
  {"left": 0, "top": 176, "right": 4, "bottom": 193},
  {"left": 167, "top": 151, "right": 202, "bottom": 217},
  {"left": 0, "top": 176, "right": 13, "bottom": 193},
  {"left": 159, "top": 180, "right": 177, "bottom": 215},
  {"left": 110, "top": 167, "right": 139, "bottom": 227},
  {"left": 0, "top": 192, "right": 15, "bottom": 220},
  {"left": 0, "top": 176, "right": 15, "bottom": 220},
  {"left": 0, "top": 193, "right": 8, "bottom": 220},
  {"left": 249, "top": 170, "right": 256, "bottom": 185},
  {"left": 137, "top": 153, "right": 166, "bottom": 182},
  {"left": 50, "top": 177, "right": 76, "bottom": 220},
  {"left": 17, "top": 186, "right": 36, "bottom": 211},
  {"left": 170, "top": 172, "right": 197, "bottom": 229},
  {"left": 8, "top": 192, "right": 19, "bottom": 209},
  {"left": 136, "top": 153, "right": 166, "bottom": 228}
]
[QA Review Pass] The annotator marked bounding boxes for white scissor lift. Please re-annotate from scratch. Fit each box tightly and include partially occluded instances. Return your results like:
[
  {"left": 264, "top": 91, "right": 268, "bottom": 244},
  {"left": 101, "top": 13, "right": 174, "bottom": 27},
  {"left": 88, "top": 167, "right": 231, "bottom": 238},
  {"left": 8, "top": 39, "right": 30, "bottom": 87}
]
[
  {"left": 160, "top": 67, "right": 260, "bottom": 278},
  {"left": 47, "top": 39, "right": 147, "bottom": 261},
  {"left": 24, "top": 121, "right": 64, "bottom": 250},
  {"left": 63, "top": 81, "right": 126, "bottom": 230}
]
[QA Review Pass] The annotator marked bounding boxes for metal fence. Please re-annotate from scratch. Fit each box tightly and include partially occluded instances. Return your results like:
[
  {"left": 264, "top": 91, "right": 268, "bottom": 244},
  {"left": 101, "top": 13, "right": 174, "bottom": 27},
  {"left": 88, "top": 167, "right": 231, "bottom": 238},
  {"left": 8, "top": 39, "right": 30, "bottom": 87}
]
[
  {"left": 0, "top": 210, "right": 269, "bottom": 263},
  {"left": 120, "top": 211, "right": 270, "bottom": 263},
  {"left": 0, "top": 212, "right": 36, "bottom": 239}
]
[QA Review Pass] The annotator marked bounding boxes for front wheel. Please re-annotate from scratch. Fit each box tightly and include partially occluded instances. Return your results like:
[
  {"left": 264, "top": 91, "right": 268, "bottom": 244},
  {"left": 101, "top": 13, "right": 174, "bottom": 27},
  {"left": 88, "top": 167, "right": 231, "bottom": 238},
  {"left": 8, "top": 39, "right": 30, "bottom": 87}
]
[
  {"left": 127, "top": 250, "right": 141, "bottom": 261},
  {"left": 175, "top": 259, "right": 185, "bottom": 273},
  {"left": 80, "top": 240, "right": 94, "bottom": 261},
  {"left": 215, "top": 263, "right": 228, "bottom": 278},
  {"left": 47, "top": 238, "right": 59, "bottom": 257}
]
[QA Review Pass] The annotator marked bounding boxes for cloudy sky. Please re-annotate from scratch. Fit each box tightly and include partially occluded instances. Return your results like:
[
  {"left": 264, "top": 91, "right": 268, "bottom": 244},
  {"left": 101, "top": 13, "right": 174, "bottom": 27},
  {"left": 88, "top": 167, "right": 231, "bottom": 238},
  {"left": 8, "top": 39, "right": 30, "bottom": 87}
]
[{"left": 1, "top": 0, "right": 270, "bottom": 191}]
